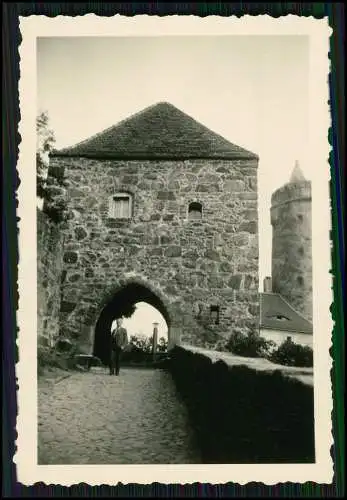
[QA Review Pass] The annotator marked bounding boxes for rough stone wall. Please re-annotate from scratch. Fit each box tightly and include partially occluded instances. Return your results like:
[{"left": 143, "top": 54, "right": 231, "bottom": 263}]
[
  {"left": 169, "top": 346, "right": 315, "bottom": 463},
  {"left": 50, "top": 157, "right": 259, "bottom": 352},
  {"left": 271, "top": 181, "right": 312, "bottom": 321},
  {"left": 37, "top": 208, "right": 64, "bottom": 347}
]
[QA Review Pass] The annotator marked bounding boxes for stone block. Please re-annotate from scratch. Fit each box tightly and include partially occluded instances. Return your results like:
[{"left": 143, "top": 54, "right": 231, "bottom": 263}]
[
  {"left": 138, "top": 181, "right": 152, "bottom": 190},
  {"left": 220, "top": 261, "right": 233, "bottom": 273},
  {"left": 68, "top": 187, "right": 84, "bottom": 198},
  {"left": 228, "top": 274, "right": 242, "bottom": 290},
  {"left": 242, "top": 209, "right": 258, "bottom": 221},
  {"left": 121, "top": 175, "right": 137, "bottom": 184},
  {"left": 200, "top": 174, "right": 219, "bottom": 184},
  {"left": 85, "top": 268, "right": 94, "bottom": 278},
  {"left": 75, "top": 227, "right": 88, "bottom": 240},
  {"left": 105, "top": 219, "right": 119, "bottom": 228},
  {"left": 168, "top": 180, "right": 180, "bottom": 190},
  {"left": 205, "top": 250, "right": 220, "bottom": 261},
  {"left": 68, "top": 273, "right": 81, "bottom": 283},
  {"left": 239, "top": 221, "right": 258, "bottom": 234},
  {"left": 128, "top": 246, "right": 142, "bottom": 256},
  {"left": 152, "top": 181, "right": 165, "bottom": 190},
  {"left": 165, "top": 284, "right": 178, "bottom": 295},
  {"left": 196, "top": 184, "right": 209, "bottom": 192},
  {"left": 60, "top": 301, "right": 77, "bottom": 313},
  {"left": 160, "top": 235, "right": 173, "bottom": 245},
  {"left": 182, "top": 259, "right": 197, "bottom": 269},
  {"left": 163, "top": 214, "right": 174, "bottom": 222},
  {"left": 239, "top": 192, "right": 258, "bottom": 201},
  {"left": 165, "top": 246, "right": 182, "bottom": 258},
  {"left": 150, "top": 213, "right": 161, "bottom": 221},
  {"left": 157, "top": 191, "right": 176, "bottom": 200},
  {"left": 233, "top": 234, "right": 250, "bottom": 247},
  {"left": 224, "top": 224, "right": 235, "bottom": 233},
  {"left": 149, "top": 247, "right": 164, "bottom": 256},
  {"left": 244, "top": 274, "right": 254, "bottom": 289},
  {"left": 249, "top": 177, "right": 257, "bottom": 191},
  {"left": 63, "top": 251, "right": 78, "bottom": 264},
  {"left": 208, "top": 275, "right": 223, "bottom": 288},
  {"left": 225, "top": 180, "right": 245, "bottom": 192}
]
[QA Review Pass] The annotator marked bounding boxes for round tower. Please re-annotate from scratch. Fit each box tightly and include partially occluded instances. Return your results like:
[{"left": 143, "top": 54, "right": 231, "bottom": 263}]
[{"left": 270, "top": 161, "right": 312, "bottom": 321}]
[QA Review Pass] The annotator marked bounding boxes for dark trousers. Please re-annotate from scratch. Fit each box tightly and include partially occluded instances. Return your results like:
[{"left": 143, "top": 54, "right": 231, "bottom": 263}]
[{"left": 110, "top": 348, "right": 122, "bottom": 375}]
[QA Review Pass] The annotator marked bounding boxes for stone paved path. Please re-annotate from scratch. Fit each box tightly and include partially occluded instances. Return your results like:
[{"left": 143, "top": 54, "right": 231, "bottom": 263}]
[{"left": 38, "top": 367, "right": 201, "bottom": 464}]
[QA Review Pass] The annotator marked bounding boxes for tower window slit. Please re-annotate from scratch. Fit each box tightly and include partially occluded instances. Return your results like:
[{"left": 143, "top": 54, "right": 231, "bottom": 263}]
[{"left": 188, "top": 202, "right": 203, "bottom": 220}]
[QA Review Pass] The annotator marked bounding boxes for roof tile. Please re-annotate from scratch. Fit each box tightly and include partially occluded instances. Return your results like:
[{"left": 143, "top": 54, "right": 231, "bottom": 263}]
[{"left": 260, "top": 293, "right": 313, "bottom": 334}]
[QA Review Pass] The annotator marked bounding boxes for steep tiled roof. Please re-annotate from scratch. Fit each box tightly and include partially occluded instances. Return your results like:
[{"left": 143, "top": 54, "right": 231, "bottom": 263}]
[
  {"left": 51, "top": 102, "right": 258, "bottom": 160},
  {"left": 260, "top": 293, "right": 313, "bottom": 334}
]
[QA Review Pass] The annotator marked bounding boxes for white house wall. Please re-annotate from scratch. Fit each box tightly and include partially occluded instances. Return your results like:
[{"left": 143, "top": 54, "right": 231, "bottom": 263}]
[{"left": 260, "top": 328, "right": 313, "bottom": 348}]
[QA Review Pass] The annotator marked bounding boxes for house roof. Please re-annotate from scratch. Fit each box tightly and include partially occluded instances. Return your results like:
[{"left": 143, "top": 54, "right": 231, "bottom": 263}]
[
  {"left": 259, "top": 293, "right": 313, "bottom": 334},
  {"left": 51, "top": 102, "right": 258, "bottom": 160}
]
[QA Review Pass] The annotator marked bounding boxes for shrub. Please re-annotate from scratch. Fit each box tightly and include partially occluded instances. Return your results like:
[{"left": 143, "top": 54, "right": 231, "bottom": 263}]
[
  {"left": 270, "top": 338, "right": 313, "bottom": 367},
  {"left": 37, "top": 347, "right": 70, "bottom": 374},
  {"left": 225, "top": 330, "right": 276, "bottom": 358},
  {"left": 37, "top": 337, "right": 82, "bottom": 375}
]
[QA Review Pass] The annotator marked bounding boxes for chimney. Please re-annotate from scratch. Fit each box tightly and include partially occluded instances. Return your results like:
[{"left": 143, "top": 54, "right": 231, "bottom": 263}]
[{"left": 263, "top": 276, "right": 272, "bottom": 293}]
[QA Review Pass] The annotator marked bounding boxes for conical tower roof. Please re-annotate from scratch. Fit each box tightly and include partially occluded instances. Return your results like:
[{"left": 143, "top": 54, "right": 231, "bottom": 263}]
[
  {"left": 290, "top": 160, "right": 306, "bottom": 183},
  {"left": 271, "top": 160, "right": 311, "bottom": 206},
  {"left": 51, "top": 102, "right": 258, "bottom": 160}
]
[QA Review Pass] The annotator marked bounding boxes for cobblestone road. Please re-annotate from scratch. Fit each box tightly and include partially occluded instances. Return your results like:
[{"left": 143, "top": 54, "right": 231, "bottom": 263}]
[{"left": 38, "top": 367, "right": 201, "bottom": 464}]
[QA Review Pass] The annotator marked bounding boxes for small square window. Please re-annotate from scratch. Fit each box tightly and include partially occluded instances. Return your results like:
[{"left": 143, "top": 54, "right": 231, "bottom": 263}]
[
  {"left": 188, "top": 202, "right": 202, "bottom": 220},
  {"left": 109, "top": 193, "right": 132, "bottom": 219}
]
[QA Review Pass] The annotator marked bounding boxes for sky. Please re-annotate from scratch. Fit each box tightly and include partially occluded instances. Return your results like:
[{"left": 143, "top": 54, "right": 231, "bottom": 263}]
[
  {"left": 111, "top": 302, "right": 168, "bottom": 340},
  {"left": 37, "top": 36, "right": 310, "bottom": 337}
]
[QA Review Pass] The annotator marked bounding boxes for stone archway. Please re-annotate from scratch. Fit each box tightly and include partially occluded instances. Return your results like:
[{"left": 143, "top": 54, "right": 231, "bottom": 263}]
[{"left": 92, "top": 278, "right": 181, "bottom": 364}]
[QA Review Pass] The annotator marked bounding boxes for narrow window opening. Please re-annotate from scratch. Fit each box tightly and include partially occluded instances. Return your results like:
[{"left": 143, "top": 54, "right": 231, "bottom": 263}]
[
  {"left": 297, "top": 276, "right": 304, "bottom": 286},
  {"left": 188, "top": 201, "right": 202, "bottom": 221},
  {"left": 210, "top": 305, "right": 220, "bottom": 325}
]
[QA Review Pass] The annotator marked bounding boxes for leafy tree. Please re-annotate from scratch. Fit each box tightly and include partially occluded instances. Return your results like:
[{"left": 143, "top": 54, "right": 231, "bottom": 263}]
[
  {"left": 37, "top": 111, "right": 69, "bottom": 223},
  {"left": 128, "top": 334, "right": 156, "bottom": 353},
  {"left": 121, "top": 303, "right": 137, "bottom": 318},
  {"left": 129, "top": 334, "right": 147, "bottom": 350},
  {"left": 37, "top": 111, "right": 55, "bottom": 199}
]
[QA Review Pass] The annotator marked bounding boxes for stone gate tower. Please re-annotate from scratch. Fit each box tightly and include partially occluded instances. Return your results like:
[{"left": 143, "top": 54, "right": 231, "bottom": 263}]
[
  {"left": 270, "top": 162, "right": 312, "bottom": 321},
  {"left": 48, "top": 102, "right": 260, "bottom": 359}
]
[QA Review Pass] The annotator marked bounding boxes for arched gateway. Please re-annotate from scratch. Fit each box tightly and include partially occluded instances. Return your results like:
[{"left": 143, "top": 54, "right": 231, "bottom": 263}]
[
  {"left": 93, "top": 278, "right": 180, "bottom": 364},
  {"left": 49, "top": 102, "right": 260, "bottom": 352}
]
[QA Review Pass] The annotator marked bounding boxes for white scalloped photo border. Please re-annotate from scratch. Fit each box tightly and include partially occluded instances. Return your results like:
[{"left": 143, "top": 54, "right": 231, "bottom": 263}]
[{"left": 16, "top": 14, "right": 333, "bottom": 486}]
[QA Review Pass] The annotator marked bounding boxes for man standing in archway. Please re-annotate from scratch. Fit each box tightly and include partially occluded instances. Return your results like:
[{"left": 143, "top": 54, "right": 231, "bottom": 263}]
[{"left": 110, "top": 317, "right": 128, "bottom": 376}]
